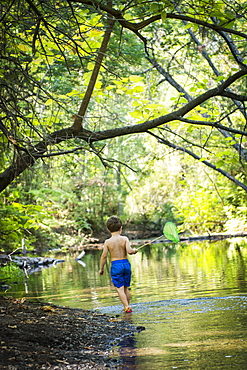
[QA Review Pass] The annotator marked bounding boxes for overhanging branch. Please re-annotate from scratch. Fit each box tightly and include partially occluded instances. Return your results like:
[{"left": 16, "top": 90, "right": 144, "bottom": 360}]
[
  {"left": 71, "top": 0, "right": 247, "bottom": 40},
  {"left": 177, "top": 117, "right": 247, "bottom": 136}
]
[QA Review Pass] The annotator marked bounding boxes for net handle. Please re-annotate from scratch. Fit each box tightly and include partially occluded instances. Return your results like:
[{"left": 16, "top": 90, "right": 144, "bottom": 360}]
[{"left": 137, "top": 234, "right": 164, "bottom": 250}]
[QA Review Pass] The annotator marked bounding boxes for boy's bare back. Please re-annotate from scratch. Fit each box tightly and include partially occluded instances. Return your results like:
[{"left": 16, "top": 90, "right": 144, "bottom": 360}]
[{"left": 105, "top": 234, "right": 132, "bottom": 261}]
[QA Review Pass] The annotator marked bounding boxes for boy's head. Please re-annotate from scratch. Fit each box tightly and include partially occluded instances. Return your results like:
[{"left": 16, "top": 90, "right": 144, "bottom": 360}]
[{"left": 106, "top": 216, "right": 122, "bottom": 232}]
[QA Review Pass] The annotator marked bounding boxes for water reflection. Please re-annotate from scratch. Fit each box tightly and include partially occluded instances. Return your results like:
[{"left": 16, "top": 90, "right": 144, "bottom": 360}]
[
  {"left": 118, "top": 333, "right": 137, "bottom": 370},
  {"left": 235, "top": 246, "right": 247, "bottom": 292},
  {"left": 3, "top": 239, "right": 247, "bottom": 308}
]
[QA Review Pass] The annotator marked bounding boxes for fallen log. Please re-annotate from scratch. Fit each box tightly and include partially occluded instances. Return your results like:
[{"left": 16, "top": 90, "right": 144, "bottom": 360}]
[
  {"left": 179, "top": 232, "right": 247, "bottom": 243},
  {"left": 11, "top": 256, "right": 65, "bottom": 268},
  {"left": 131, "top": 232, "right": 247, "bottom": 246},
  {"left": 0, "top": 254, "right": 65, "bottom": 274}
]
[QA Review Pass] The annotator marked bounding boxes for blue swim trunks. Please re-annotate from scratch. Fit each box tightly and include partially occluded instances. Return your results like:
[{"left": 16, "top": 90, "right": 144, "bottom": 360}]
[{"left": 110, "top": 259, "right": 131, "bottom": 288}]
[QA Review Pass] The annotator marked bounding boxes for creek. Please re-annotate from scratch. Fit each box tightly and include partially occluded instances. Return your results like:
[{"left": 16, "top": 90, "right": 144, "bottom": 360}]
[{"left": 2, "top": 237, "right": 247, "bottom": 369}]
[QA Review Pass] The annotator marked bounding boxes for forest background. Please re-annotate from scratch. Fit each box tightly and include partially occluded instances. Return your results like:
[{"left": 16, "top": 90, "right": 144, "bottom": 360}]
[{"left": 1, "top": 0, "right": 247, "bottom": 253}]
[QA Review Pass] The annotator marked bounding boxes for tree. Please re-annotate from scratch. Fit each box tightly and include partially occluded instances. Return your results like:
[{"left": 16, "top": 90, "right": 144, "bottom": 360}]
[{"left": 1, "top": 0, "right": 247, "bottom": 192}]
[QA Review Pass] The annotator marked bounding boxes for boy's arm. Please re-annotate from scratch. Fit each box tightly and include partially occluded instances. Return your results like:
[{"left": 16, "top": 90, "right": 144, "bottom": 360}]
[
  {"left": 99, "top": 242, "right": 109, "bottom": 275},
  {"left": 125, "top": 237, "right": 138, "bottom": 254}
]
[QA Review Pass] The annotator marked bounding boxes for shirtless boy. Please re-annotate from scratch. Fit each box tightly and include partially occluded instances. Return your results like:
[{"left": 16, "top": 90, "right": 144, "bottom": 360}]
[{"left": 99, "top": 216, "right": 138, "bottom": 313}]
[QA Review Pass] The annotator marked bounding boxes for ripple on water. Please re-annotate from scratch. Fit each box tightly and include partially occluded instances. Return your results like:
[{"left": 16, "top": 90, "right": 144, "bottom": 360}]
[
  {"left": 95, "top": 294, "right": 247, "bottom": 322},
  {"left": 102, "top": 295, "right": 247, "bottom": 370}
]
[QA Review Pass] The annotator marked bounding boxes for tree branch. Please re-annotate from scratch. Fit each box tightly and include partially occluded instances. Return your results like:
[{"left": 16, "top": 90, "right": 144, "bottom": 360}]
[
  {"left": 72, "top": 16, "right": 115, "bottom": 132},
  {"left": 1, "top": 22, "right": 247, "bottom": 193},
  {"left": 71, "top": 0, "right": 247, "bottom": 39},
  {"left": 147, "top": 51, "right": 247, "bottom": 160},
  {"left": 147, "top": 130, "right": 247, "bottom": 192},
  {"left": 221, "top": 91, "right": 247, "bottom": 101},
  {"left": 168, "top": 13, "right": 247, "bottom": 40},
  {"left": 211, "top": 17, "right": 246, "bottom": 68},
  {"left": 177, "top": 117, "right": 247, "bottom": 136}
]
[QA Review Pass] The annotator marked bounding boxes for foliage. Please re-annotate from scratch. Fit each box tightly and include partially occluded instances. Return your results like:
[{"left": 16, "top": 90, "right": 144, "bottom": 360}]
[
  {"left": 0, "top": 200, "right": 48, "bottom": 251},
  {"left": 1, "top": 0, "right": 247, "bottom": 188},
  {"left": 1, "top": 0, "right": 247, "bottom": 250},
  {"left": 0, "top": 262, "right": 23, "bottom": 284},
  {"left": 174, "top": 186, "right": 226, "bottom": 233}
]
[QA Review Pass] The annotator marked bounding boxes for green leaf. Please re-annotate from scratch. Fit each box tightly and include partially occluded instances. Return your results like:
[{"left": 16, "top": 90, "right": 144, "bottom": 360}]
[
  {"left": 129, "top": 110, "right": 142, "bottom": 118},
  {"left": 150, "top": 3, "right": 160, "bottom": 12},
  {"left": 215, "top": 160, "right": 224, "bottom": 168},
  {"left": 180, "top": 97, "right": 188, "bottom": 103},
  {"left": 44, "top": 99, "right": 53, "bottom": 106},
  {"left": 161, "top": 11, "right": 167, "bottom": 22},
  {"left": 184, "top": 23, "right": 192, "bottom": 30},
  {"left": 217, "top": 75, "right": 225, "bottom": 81},
  {"left": 132, "top": 85, "right": 144, "bottom": 93},
  {"left": 129, "top": 75, "right": 143, "bottom": 83}
]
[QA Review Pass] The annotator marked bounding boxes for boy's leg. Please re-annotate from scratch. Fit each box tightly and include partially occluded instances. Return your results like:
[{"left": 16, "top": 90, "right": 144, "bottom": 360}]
[
  {"left": 116, "top": 286, "right": 129, "bottom": 310},
  {"left": 124, "top": 286, "right": 130, "bottom": 306}
]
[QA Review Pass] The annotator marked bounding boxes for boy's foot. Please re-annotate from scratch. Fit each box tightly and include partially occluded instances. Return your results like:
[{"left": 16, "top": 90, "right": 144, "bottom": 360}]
[{"left": 124, "top": 307, "right": 132, "bottom": 313}]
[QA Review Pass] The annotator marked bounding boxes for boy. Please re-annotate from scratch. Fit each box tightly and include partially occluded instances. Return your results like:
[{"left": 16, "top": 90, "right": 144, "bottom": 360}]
[{"left": 99, "top": 216, "right": 138, "bottom": 313}]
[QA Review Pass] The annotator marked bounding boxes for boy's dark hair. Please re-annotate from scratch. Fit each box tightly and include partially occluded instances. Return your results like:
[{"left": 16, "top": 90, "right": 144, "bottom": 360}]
[{"left": 106, "top": 216, "right": 122, "bottom": 232}]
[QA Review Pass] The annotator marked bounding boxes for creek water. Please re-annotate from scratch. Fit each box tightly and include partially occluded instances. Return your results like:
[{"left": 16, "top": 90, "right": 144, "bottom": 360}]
[{"left": 2, "top": 238, "right": 247, "bottom": 369}]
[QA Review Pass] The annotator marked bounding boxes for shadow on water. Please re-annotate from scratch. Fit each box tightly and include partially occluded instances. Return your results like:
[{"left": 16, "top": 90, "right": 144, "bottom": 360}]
[{"left": 117, "top": 335, "right": 138, "bottom": 370}]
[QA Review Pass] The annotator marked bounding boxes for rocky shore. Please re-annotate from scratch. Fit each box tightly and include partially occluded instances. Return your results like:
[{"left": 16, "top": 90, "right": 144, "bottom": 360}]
[{"left": 0, "top": 296, "right": 143, "bottom": 369}]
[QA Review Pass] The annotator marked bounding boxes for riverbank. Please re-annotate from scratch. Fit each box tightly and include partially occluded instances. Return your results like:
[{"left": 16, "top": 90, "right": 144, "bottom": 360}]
[{"left": 0, "top": 296, "right": 142, "bottom": 369}]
